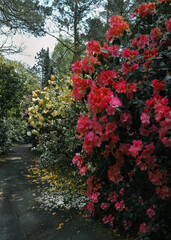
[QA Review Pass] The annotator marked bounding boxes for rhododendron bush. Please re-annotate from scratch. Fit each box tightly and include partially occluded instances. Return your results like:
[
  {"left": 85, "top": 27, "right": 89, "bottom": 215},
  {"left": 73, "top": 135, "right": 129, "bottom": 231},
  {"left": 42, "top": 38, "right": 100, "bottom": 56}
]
[{"left": 72, "top": 1, "right": 171, "bottom": 239}]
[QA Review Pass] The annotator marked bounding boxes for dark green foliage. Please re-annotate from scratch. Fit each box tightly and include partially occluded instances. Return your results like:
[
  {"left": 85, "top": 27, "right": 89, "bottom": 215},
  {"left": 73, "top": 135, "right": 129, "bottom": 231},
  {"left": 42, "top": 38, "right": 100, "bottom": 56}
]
[
  {"left": 34, "top": 48, "right": 53, "bottom": 87},
  {"left": 0, "top": 0, "right": 52, "bottom": 36},
  {"left": 0, "top": 62, "right": 24, "bottom": 117}
]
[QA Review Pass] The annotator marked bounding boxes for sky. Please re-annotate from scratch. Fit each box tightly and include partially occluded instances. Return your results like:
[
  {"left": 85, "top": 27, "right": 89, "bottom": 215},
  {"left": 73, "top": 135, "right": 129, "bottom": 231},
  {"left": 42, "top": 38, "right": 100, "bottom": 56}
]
[
  {"left": 2, "top": 3, "right": 104, "bottom": 68},
  {"left": 5, "top": 33, "right": 57, "bottom": 67}
]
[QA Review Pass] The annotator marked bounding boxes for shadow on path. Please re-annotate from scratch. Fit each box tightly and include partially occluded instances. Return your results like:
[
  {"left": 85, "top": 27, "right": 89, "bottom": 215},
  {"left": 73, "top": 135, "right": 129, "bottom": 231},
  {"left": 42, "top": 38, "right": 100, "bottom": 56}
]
[{"left": 0, "top": 144, "right": 118, "bottom": 240}]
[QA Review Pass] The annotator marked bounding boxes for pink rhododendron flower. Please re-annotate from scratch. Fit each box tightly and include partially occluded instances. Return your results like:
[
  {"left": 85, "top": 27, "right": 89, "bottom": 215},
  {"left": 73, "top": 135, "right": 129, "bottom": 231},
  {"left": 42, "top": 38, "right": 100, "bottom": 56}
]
[
  {"left": 140, "top": 112, "right": 150, "bottom": 126},
  {"left": 137, "top": 35, "right": 149, "bottom": 48},
  {"left": 122, "top": 62, "right": 129, "bottom": 75},
  {"left": 109, "top": 96, "right": 122, "bottom": 108},
  {"left": 129, "top": 140, "right": 143, "bottom": 157},
  {"left": 87, "top": 201, "right": 95, "bottom": 214},
  {"left": 146, "top": 207, "right": 155, "bottom": 219},
  {"left": 83, "top": 131, "right": 101, "bottom": 154},
  {"left": 101, "top": 202, "right": 110, "bottom": 211},
  {"left": 115, "top": 200, "right": 125, "bottom": 211},
  {"left": 139, "top": 223, "right": 151, "bottom": 234},
  {"left": 90, "top": 192, "right": 100, "bottom": 203},
  {"left": 87, "top": 40, "right": 101, "bottom": 57},
  {"left": 102, "top": 215, "right": 114, "bottom": 227},
  {"left": 72, "top": 155, "right": 80, "bottom": 165},
  {"left": 108, "top": 45, "right": 120, "bottom": 57},
  {"left": 80, "top": 164, "right": 88, "bottom": 176}
]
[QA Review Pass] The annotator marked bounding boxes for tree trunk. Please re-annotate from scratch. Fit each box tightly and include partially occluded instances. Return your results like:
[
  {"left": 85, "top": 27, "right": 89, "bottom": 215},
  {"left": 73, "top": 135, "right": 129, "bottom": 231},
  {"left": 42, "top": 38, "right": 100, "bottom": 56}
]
[{"left": 74, "top": 0, "right": 78, "bottom": 61}]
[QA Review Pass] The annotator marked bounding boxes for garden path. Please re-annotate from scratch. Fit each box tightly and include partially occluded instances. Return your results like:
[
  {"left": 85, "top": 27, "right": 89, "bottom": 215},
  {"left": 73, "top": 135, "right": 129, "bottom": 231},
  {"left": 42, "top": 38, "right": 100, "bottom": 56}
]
[{"left": 0, "top": 144, "right": 119, "bottom": 240}]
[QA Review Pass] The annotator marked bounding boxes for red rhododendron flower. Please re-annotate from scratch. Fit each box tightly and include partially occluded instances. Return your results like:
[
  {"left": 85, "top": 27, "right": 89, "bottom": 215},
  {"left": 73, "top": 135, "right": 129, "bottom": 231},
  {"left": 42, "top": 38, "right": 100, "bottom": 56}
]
[
  {"left": 122, "top": 62, "right": 129, "bottom": 75},
  {"left": 97, "top": 69, "right": 119, "bottom": 87},
  {"left": 115, "top": 200, "right": 125, "bottom": 211},
  {"left": 165, "top": 18, "right": 171, "bottom": 33},
  {"left": 130, "top": 63, "right": 139, "bottom": 72},
  {"left": 152, "top": 79, "right": 166, "bottom": 94},
  {"left": 128, "top": 83, "right": 137, "bottom": 92},
  {"left": 138, "top": 2, "right": 155, "bottom": 18},
  {"left": 150, "top": 27, "right": 161, "bottom": 42},
  {"left": 131, "top": 12, "right": 136, "bottom": 18},
  {"left": 77, "top": 113, "right": 92, "bottom": 135},
  {"left": 137, "top": 35, "right": 149, "bottom": 49},
  {"left": 115, "top": 79, "right": 127, "bottom": 93},
  {"left": 72, "top": 87, "right": 85, "bottom": 101},
  {"left": 132, "top": 37, "right": 138, "bottom": 48},
  {"left": 139, "top": 223, "right": 151, "bottom": 234},
  {"left": 88, "top": 83, "right": 114, "bottom": 114},
  {"left": 122, "top": 48, "right": 139, "bottom": 59},
  {"left": 87, "top": 40, "right": 101, "bottom": 57},
  {"left": 72, "top": 60, "right": 82, "bottom": 74},
  {"left": 106, "top": 15, "right": 129, "bottom": 41}
]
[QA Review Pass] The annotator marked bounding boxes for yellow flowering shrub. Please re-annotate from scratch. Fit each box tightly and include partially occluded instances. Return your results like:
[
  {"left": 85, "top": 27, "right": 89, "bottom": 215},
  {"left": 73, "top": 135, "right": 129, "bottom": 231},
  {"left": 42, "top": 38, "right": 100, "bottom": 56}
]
[{"left": 28, "top": 75, "right": 86, "bottom": 167}]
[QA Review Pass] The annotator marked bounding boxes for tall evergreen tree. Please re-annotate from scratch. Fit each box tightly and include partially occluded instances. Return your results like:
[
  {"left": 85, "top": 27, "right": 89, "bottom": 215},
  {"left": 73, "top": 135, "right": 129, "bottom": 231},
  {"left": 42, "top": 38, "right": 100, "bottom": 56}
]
[
  {"left": 34, "top": 48, "right": 53, "bottom": 88},
  {"left": 52, "top": 0, "right": 100, "bottom": 61}
]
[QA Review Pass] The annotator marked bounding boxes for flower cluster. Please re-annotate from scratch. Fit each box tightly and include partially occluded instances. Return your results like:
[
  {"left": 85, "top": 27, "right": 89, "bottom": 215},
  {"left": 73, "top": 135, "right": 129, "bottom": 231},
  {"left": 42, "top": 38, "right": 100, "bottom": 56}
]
[{"left": 106, "top": 15, "right": 129, "bottom": 42}]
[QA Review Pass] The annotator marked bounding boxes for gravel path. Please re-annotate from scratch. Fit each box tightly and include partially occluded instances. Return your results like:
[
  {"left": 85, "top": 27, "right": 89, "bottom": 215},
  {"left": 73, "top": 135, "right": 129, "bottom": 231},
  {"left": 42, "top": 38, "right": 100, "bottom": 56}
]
[{"left": 0, "top": 144, "right": 117, "bottom": 240}]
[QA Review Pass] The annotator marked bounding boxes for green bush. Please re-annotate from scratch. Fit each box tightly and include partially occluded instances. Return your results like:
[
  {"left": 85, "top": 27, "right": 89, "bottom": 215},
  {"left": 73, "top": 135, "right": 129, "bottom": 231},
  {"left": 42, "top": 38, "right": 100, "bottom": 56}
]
[{"left": 0, "top": 118, "right": 12, "bottom": 154}]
